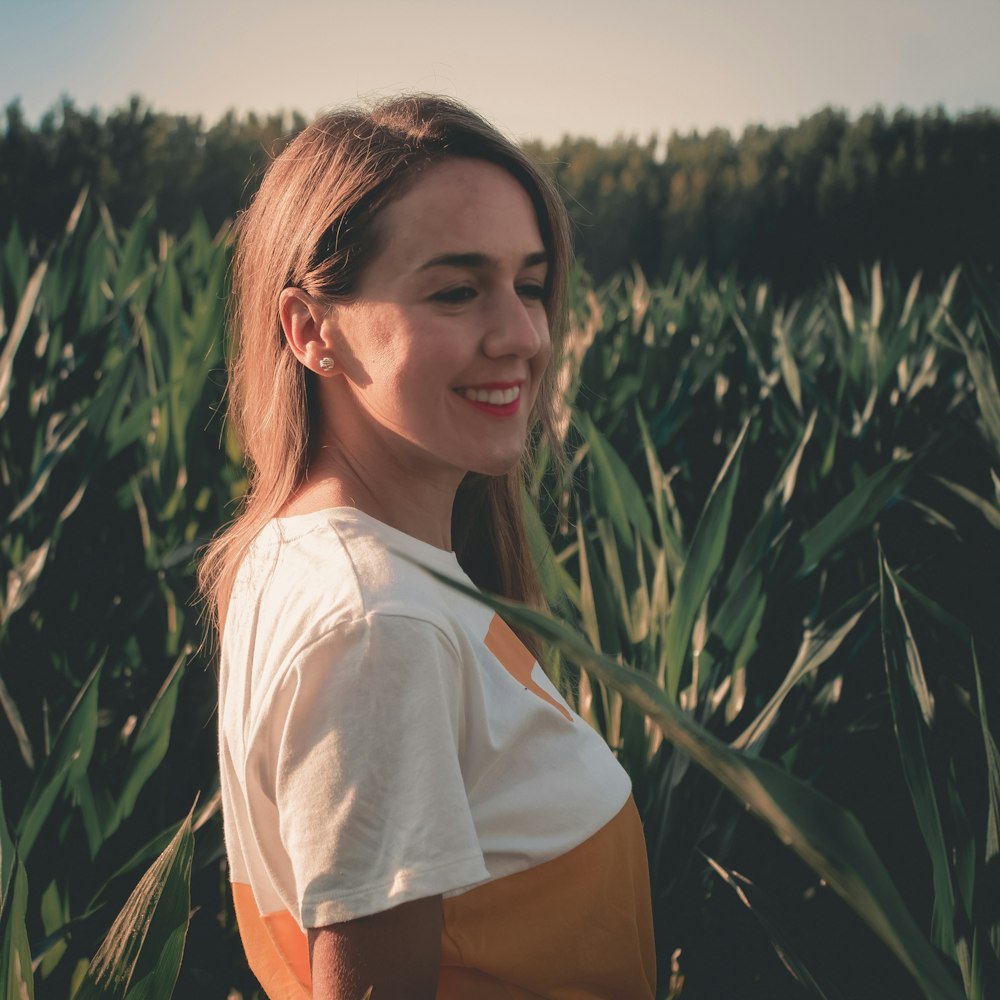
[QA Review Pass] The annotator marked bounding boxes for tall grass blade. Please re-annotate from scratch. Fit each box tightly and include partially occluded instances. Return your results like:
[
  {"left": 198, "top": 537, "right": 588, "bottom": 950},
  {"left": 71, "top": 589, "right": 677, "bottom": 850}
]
[
  {"left": 580, "top": 414, "right": 654, "bottom": 543},
  {"left": 111, "top": 651, "right": 187, "bottom": 831},
  {"left": 636, "top": 407, "right": 684, "bottom": 570},
  {"left": 734, "top": 594, "right": 872, "bottom": 751},
  {"left": 971, "top": 643, "right": 1000, "bottom": 960},
  {"left": 705, "top": 855, "right": 845, "bottom": 999},
  {"left": 881, "top": 557, "right": 935, "bottom": 725},
  {"left": 880, "top": 554, "right": 969, "bottom": 983},
  {"left": 834, "top": 272, "right": 855, "bottom": 334},
  {"left": 773, "top": 307, "right": 803, "bottom": 413},
  {"left": 2, "top": 539, "right": 51, "bottom": 626},
  {"left": 0, "top": 854, "right": 33, "bottom": 1000},
  {"left": 0, "top": 259, "right": 48, "bottom": 421},
  {"left": 663, "top": 419, "right": 748, "bottom": 699},
  {"left": 0, "top": 787, "right": 34, "bottom": 1000},
  {"left": 73, "top": 809, "right": 194, "bottom": 1000},
  {"left": 0, "top": 675, "right": 35, "bottom": 770},
  {"left": 933, "top": 476, "right": 1000, "bottom": 532},
  {"left": 798, "top": 460, "right": 912, "bottom": 575},
  {"left": 16, "top": 662, "right": 101, "bottom": 860},
  {"left": 946, "top": 314, "right": 1000, "bottom": 458}
]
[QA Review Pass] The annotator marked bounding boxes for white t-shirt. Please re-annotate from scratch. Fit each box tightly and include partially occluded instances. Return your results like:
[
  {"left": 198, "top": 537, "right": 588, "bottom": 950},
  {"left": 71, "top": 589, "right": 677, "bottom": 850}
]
[{"left": 218, "top": 506, "right": 649, "bottom": 996}]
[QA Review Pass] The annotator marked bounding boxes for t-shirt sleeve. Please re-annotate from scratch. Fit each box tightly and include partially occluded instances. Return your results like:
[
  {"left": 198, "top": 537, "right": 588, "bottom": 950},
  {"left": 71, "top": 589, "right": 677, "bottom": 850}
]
[{"left": 268, "top": 612, "right": 489, "bottom": 928}]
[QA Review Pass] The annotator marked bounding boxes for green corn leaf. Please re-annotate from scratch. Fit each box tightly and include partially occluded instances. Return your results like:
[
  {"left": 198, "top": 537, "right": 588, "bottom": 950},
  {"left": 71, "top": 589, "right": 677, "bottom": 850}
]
[
  {"left": 575, "top": 516, "right": 623, "bottom": 656},
  {"left": 798, "top": 459, "right": 912, "bottom": 576},
  {"left": 0, "top": 853, "right": 33, "bottom": 1000},
  {"left": 107, "top": 382, "right": 174, "bottom": 461},
  {"left": 0, "top": 258, "right": 48, "bottom": 422},
  {"left": 574, "top": 516, "right": 602, "bottom": 654},
  {"left": 663, "top": 418, "right": 749, "bottom": 700},
  {"left": 971, "top": 643, "right": 1000, "bottom": 960},
  {"left": 870, "top": 260, "right": 884, "bottom": 333},
  {"left": 725, "top": 592, "right": 767, "bottom": 724},
  {"left": 734, "top": 593, "right": 872, "bottom": 752},
  {"left": 900, "top": 271, "right": 923, "bottom": 328},
  {"left": 73, "top": 809, "right": 194, "bottom": 1000},
  {"left": 881, "top": 557, "right": 935, "bottom": 725},
  {"left": 75, "top": 775, "right": 117, "bottom": 860},
  {"left": 0, "top": 783, "right": 33, "bottom": 1000},
  {"left": 0, "top": 784, "right": 14, "bottom": 911},
  {"left": 76, "top": 346, "right": 137, "bottom": 466},
  {"left": 38, "top": 879, "right": 69, "bottom": 978},
  {"left": 775, "top": 408, "right": 817, "bottom": 507},
  {"left": 933, "top": 476, "right": 1000, "bottom": 532},
  {"left": 895, "top": 577, "right": 972, "bottom": 644},
  {"left": 834, "top": 271, "right": 855, "bottom": 334},
  {"left": 946, "top": 314, "right": 1000, "bottom": 458},
  {"left": 595, "top": 517, "right": 635, "bottom": 641},
  {"left": 968, "top": 930, "right": 989, "bottom": 1000},
  {"left": 579, "top": 414, "right": 654, "bottom": 544},
  {"left": 636, "top": 407, "right": 684, "bottom": 571},
  {"left": 698, "top": 562, "right": 766, "bottom": 686},
  {"left": 85, "top": 794, "right": 220, "bottom": 920},
  {"left": 2, "top": 223, "right": 29, "bottom": 299},
  {"left": 107, "top": 650, "right": 187, "bottom": 837},
  {"left": 112, "top": 203, "right": 155, "bottom": 300},
  {"left": 772, "top": 305, "right": 803, "bottom": 413},
  {"left": 520, "top": 486, "right": 578, "bottom": 611},
  {"left": 880, "top": 554, "right": 970, "bottom": 982},
  {"left": 7, "top": 414, "right": 87, "bottom": 523},
  {"left": 820, "top": 372, "right": 846, "bottom": 477},
  {"left": 695, "top": 415, "right": 819, "bottom": 692},
  {"left": 15, "top": 662, "right": 101, "bottom": 861},
  {"left": 705, "top": 855, "right": 845, "bottom": 999},
  {"left": 417, "top": 564, "right": 964, "bottom": 1000},
  {"left": 0, "top": 673, "right": 35, "bottom": 771}
]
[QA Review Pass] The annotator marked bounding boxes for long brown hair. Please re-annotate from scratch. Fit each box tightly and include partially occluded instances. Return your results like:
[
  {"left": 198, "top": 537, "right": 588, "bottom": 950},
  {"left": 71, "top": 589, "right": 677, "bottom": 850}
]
[{"left": 199, "top": 95, "right": 571, "bottom": 654}]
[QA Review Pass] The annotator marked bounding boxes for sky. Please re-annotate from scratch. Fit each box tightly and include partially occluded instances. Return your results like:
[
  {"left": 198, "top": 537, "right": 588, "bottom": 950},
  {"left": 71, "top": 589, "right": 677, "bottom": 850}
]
[{"left": 3, "top": 0, "right": 999, "bottom": 144}]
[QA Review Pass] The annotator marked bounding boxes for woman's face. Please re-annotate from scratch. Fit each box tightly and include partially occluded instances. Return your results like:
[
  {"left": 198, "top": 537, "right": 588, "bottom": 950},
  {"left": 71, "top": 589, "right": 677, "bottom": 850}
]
[{"left": 320, "top": 157, "right": 551, "bottom": 487}]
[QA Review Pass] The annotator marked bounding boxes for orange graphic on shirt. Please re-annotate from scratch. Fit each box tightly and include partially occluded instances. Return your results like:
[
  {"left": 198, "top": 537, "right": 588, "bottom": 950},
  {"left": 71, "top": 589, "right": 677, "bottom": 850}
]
[
  {"left": 231, "top": 883, "right": 311, "bottom": 998},
  {"left": 484, "top": 615, "right": 573, "bottom": 722}
]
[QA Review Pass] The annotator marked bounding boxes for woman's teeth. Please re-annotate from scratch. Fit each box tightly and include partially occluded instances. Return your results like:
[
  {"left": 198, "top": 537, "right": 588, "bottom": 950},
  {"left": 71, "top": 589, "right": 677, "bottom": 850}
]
[{"left": 459, "top": 386, "right": 520, "bottom": 405}]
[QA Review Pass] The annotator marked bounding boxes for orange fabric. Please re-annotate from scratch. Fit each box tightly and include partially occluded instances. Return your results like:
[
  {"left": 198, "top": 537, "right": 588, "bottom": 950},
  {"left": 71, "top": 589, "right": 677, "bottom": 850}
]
[
  {"left": 484, "top": 614, "right": 573, "bottom": 722},
  {"left": 232, "top": 799, "right": 654, "bottom": 999},
  {"left": 439, "top": 797, "right": 656, "bottom": 999},
  {"left": 232, "top": 882, "right": 311, "bottom": 999}
]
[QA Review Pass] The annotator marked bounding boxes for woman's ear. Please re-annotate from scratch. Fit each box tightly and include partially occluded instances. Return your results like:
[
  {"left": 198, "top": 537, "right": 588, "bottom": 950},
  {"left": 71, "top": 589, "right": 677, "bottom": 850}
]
[{"left": 278, "top": 287, "right": 339, "bottom": 377}]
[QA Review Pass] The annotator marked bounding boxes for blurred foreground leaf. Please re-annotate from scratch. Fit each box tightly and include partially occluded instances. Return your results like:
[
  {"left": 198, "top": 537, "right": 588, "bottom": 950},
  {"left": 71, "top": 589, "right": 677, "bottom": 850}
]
[
  {"left": 418, "top": 563, "right": 965, "bottom": 1000},
  {"left": 73, "top": 809, "right": 194, "bottom": 1000}
]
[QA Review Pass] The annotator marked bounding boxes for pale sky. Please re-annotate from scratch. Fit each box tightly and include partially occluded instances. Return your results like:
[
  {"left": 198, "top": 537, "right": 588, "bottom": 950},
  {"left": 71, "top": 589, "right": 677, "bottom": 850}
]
[{"left": 3, "top": 0, "right": 999, "bottom": 143}]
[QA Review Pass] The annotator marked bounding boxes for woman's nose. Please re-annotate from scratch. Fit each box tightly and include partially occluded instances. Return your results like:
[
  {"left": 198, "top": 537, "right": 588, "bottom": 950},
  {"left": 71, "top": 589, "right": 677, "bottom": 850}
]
[{"left": 482, "top": 292, "right": 548, "bottom": 359}]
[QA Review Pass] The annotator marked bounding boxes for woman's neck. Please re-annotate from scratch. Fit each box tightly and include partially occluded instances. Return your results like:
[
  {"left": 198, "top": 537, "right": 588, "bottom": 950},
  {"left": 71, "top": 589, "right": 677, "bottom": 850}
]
[{"left": 279, "top": 443, "right": 460, "bottom": 552}]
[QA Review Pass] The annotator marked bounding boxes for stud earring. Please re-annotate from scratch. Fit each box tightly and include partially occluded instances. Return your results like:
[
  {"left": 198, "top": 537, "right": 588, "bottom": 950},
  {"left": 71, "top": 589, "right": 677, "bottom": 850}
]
[{"left": 318, "top": 357, "right": 335, "bottom": 372}]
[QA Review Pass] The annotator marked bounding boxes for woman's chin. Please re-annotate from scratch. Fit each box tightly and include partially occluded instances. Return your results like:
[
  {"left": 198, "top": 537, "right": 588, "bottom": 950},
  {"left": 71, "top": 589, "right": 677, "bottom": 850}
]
[{"left": 467, "top": 451, "right": 525, "bottom": 478}]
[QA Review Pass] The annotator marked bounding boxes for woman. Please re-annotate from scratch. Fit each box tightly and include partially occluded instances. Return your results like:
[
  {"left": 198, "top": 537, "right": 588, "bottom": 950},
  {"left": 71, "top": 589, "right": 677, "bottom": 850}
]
[{"left": 203, "top": 95, "right": 655, "bottom": 999}]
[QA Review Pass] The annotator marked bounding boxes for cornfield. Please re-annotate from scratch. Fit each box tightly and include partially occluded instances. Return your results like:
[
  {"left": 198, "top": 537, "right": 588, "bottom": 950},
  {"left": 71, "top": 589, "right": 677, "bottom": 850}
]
[{"left": 1, "top": 194, "right": 998, "bottom": 999}]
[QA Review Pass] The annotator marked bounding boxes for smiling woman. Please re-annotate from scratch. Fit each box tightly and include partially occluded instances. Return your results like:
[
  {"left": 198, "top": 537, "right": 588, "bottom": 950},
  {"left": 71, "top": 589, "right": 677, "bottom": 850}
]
[
  {"left": 280, "top": 157, "right": 552, "bottom": 505},
  {"left": 200, "top": 96, "right": 656, "bottom": 999}
]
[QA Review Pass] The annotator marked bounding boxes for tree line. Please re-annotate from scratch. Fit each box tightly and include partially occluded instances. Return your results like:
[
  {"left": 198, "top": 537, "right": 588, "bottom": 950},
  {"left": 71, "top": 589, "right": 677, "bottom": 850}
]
[{"left": 2, "top": 96, "right": 998, "bottom": 293}]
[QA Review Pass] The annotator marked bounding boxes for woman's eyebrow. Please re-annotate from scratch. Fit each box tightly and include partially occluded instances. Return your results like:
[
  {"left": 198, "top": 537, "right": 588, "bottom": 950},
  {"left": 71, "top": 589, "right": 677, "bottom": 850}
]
[{"left": 417, "top": 250, "right": 548, "bottom": 271}]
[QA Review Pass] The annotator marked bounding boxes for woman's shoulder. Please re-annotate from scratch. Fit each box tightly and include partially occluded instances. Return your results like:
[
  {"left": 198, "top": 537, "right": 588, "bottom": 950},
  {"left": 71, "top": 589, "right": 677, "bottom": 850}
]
[
  {"left": 221, "top": 507, "right": 474, "bottom": 736},
  {"left": 230, "top": 506, "right": 470, "bottom": 646}
]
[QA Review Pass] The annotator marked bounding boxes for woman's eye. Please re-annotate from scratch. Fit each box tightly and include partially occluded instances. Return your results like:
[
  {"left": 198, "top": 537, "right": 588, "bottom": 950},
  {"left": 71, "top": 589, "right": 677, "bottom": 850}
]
[
  {"left": 518, "top": 283, "right": 547, "bottom": 302},
  {"left": 431, "top": 286, "right": 477, "bottom": 304}
]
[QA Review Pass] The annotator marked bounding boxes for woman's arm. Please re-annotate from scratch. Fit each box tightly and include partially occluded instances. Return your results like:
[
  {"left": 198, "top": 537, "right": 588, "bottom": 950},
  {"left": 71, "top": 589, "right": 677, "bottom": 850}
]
[{"left": 308, "top": 894, "right": 443, "bottom": 1000}]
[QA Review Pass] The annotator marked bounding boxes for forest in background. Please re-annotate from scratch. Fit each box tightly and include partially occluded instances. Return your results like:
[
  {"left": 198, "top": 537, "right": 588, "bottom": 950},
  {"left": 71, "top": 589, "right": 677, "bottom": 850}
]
[{"left": 1, "top": 96, "right": 998, "bottom": 294}]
